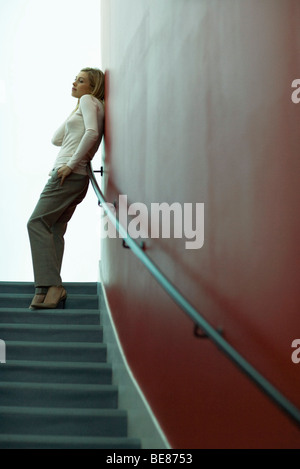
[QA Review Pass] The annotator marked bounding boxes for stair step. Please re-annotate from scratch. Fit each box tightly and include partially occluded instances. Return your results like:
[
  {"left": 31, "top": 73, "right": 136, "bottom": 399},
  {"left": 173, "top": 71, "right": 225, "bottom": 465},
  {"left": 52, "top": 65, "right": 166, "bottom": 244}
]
[
  {"left": 5, "top": 341, "right": 107, "bottom": 363},
  {"left": 0, "top": 281, "right": 141, "bottom": 448},
  {"left": 0, "top": 360, "right": 112, "bottom": 385},
  {"left": 0, "top": 434, "right": 141, "bottom": 449},
  {"left": 0, "top": 406, "right": 128, "bottom": 437},
  {"left": 0, "top": 382, "right": 118, "bottom": 409},
  {"left": 0, "top": 294, "right": 98, "bottom": 310},
  {"left": 0, "top": 324, "right": 103, "bottom": 343},
  {"left": 0, "top": 282, "right": 98, "bottom": 295},
  {"left": 0, "top": 308, "right": 100, "bottom": 325}
]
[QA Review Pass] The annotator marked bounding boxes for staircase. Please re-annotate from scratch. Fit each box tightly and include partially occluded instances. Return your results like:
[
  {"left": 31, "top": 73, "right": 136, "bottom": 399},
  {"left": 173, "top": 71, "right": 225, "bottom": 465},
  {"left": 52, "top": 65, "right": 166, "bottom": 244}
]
[{"left": 0, "top": 282, "right": 141, "bottom": 449}]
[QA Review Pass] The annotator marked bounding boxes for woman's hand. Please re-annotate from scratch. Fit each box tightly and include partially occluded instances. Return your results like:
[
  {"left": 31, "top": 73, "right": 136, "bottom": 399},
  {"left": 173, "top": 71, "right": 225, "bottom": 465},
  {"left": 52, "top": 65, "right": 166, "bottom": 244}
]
[{"left": 57, "top": 165, "right": 72, "bottom": 186}]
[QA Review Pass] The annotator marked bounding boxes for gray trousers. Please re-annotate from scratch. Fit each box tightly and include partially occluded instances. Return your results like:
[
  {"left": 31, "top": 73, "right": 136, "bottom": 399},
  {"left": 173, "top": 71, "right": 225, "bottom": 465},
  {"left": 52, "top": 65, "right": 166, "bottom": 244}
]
[{"left": 27, "top": 170, "right": 89, "bottom": 288}]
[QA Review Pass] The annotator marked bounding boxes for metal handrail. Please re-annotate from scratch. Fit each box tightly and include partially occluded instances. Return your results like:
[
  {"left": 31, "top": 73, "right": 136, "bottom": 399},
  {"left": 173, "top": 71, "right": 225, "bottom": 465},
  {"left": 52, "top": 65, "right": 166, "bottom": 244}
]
[{"left": 87, "top": 162, "right": 300, "bottom": 429}]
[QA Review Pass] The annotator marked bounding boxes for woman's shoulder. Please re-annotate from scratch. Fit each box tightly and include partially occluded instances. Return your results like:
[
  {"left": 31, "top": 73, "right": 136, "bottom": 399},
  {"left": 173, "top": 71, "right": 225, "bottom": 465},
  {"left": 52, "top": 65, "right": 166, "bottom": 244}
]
[
  {"left": 79, "top": 94, "right": 104, "bottom": 116},
  {"left": 80, "top": 94, "right": 102, "bottom": 107}
]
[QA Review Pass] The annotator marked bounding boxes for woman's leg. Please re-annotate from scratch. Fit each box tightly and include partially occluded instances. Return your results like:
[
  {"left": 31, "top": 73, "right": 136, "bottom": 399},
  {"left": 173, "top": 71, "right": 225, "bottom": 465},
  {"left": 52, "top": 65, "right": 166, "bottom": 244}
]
[
  {"left": 51, "top": 201, "right": 80, "bottom": 276},
  {"left": 27, "top": 170, "right": 89, "bottom": 288}
]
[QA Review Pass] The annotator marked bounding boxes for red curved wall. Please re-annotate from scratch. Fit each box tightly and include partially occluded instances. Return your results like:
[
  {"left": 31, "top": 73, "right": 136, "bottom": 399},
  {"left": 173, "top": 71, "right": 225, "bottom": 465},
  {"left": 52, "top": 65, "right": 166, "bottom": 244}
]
[{"left": 100, "top": 0, "right": 300, "bottom": 448}]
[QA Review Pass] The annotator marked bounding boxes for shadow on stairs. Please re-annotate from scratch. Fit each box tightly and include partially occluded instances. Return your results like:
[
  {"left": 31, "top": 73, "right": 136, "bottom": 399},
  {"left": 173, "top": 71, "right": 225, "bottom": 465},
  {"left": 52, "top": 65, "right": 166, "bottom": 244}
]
[{"left": 0, "top": 282, "right": 141, "bottom": 449}]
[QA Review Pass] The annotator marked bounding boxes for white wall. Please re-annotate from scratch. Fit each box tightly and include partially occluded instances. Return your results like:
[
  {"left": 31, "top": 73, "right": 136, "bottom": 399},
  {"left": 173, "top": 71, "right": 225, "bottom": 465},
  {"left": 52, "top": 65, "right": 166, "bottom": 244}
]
[{"left": 0, "top": 0, "right": 103, "bottom": 283}]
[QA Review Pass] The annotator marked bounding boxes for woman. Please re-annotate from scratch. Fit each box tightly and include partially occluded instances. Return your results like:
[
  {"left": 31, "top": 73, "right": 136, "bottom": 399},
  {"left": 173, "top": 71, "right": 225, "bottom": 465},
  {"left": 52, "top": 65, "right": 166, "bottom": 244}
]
[{"left": 27, "top": 67, "right": 105, "bottom": 309}]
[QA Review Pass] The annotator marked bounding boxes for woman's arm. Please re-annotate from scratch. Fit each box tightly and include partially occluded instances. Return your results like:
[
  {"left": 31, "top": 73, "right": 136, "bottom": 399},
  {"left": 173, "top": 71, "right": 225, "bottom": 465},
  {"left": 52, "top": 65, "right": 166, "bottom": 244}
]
[
  {"left": 66, "top": 95, "right": 101, "bottom": 171},
  {"left": 57, "top": 165, "right": 72, "bottom": 186}
]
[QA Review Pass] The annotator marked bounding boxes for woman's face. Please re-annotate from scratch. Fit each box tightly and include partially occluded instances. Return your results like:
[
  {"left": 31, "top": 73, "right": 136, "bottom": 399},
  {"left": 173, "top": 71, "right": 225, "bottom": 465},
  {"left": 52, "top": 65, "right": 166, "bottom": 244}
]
[{"left": 72, "top": 72, "right": 92, "bottom": 99}]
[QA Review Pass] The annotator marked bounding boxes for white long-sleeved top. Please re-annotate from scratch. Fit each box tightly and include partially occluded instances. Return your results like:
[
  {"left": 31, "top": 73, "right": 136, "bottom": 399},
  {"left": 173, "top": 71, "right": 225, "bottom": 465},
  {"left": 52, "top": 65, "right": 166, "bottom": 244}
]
[{"left": 51, "top": 94, "right": 104, "bottom": 175}]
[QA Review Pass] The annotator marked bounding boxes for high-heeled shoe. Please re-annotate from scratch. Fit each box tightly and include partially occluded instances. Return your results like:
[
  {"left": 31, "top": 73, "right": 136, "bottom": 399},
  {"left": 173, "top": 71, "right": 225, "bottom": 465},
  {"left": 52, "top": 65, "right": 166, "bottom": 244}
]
[
  {"left": 29, "top": 294, "right": 46, "bottom": 310},
  {"left": 35, "top": 286, "right": 67, "bottom": 309}
]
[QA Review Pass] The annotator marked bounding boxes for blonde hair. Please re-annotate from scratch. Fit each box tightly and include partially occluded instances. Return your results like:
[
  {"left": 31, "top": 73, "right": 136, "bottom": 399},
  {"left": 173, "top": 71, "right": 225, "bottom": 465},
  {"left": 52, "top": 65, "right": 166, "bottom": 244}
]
[
  {"left": 73, "top": 67, "right": 105, "bottom": 113},
  {"left": 81, "top": 67, "right": 105, "bottom": 103}
]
